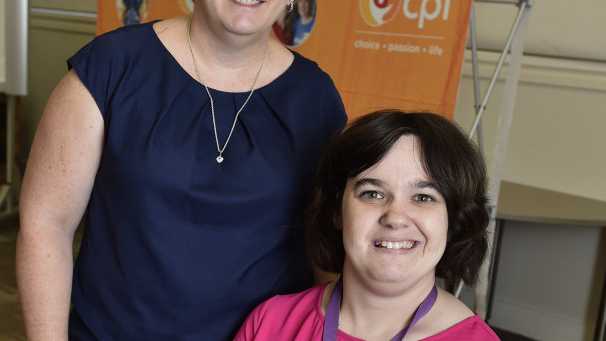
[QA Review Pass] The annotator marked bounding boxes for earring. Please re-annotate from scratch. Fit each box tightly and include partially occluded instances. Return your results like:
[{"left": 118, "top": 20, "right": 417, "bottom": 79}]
[{"left": 288, "top": 0, "right": 295, "bottom": 12}]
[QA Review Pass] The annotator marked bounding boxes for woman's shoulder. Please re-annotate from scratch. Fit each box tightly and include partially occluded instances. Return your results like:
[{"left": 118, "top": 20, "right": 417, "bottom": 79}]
[
  {"left": 259, "top": 49, "right": 346, "bottom": 127},
  {"left": 436, "top": 288, "right": 475, "bottom": 319},
  {"left": 234, "top": 285, "right": 327, "bottom": 340},
  {"left": 416, "top": 289, "right": 500, "bottom": 340},
  {"left": 91, "top": 20, "right": 157, "bottom": 51},
  {"left": 259, "top": 284, "right": 327, "bottom": 316},
  {"left": 244, "top": 284, "right": 327, "bottom": 328},
  {"left": 425, "top": 316, "right": 500, "bottom": 340},
  {"left": 69, "top": 20, "right": 158, "bottom": 70},
  {"left": 288, "top": 51, "right": 334, "bottom": 86}
]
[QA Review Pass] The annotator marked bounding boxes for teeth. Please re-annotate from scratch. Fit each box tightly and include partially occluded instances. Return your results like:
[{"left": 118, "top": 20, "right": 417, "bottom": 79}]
[
  {"left": 234, "top": 0, "right": 262, "bottom": 5},
  {"left": 375, "top": 240, "right": 415, "bottom": 249}
]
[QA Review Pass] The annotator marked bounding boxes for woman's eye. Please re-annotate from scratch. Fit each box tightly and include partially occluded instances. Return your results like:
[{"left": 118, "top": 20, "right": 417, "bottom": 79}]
[
  {"left": 359, "top": 191, "right": 385, "bottom": 200},
  {"left": 414, "top": 194, "right": 435, "bottom": 203}
]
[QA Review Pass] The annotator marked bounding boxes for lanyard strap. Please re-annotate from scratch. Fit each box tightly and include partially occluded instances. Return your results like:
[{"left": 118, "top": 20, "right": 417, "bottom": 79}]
[{"left": 322, "top": 278, "right": 438, "bottom": 341}]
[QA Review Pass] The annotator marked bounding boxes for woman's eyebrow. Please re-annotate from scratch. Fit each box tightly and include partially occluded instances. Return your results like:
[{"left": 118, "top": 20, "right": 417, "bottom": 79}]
[
  {"left": 352, "top": 178, "right": 384, "bottom": 190},
  {"left": 415, "top": 180, "right": 439, "bottom": 190}
]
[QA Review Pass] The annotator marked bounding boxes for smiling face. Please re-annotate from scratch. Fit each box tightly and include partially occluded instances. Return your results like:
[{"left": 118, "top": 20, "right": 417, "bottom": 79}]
[
  {"left": 195, "top": 0, "right": 289, "bottom": 37},
  {"left": 341, "top": 135, "right": 448, "bottom": 291}
]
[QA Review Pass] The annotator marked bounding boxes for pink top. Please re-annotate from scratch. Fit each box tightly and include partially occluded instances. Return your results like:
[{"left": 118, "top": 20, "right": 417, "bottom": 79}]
[{"left": 234, "top": 284, "right": 500, "bottom": 341}]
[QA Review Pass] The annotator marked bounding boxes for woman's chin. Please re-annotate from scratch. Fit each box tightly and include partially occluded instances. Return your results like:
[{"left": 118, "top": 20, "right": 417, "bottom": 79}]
[
  {"left": 222, "top": 20, "right": 271, "bottom": 37},
  {"left": 368, "top": 272, "right": 410, "bottom": 287},
  {"left": 363, "top": 267, "right": 436, "bottom": 294}
]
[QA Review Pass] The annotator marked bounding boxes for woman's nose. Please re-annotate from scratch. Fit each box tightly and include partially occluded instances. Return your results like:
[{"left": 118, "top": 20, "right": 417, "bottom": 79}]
[{"left": 379, "top": 202, "right": 413, "bottom": 229}]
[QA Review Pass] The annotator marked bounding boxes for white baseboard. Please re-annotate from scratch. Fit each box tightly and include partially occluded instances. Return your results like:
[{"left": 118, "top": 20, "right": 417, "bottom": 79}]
[{"left": 490, "top": 297, "right": 587, "bottom": 341}]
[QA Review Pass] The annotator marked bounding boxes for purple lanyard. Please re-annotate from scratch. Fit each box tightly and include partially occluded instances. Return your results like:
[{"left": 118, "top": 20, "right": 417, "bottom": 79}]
[{"left": 322, "top": 278, "right": 438, "bottom": 341}]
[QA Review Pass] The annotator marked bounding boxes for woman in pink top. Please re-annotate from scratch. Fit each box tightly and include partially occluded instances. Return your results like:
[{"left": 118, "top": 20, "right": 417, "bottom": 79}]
[{"left": 235, "top": 111, "right": 500, "bottom": 341}]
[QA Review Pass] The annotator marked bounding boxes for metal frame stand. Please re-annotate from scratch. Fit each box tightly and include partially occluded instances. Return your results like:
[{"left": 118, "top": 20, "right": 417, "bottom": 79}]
[{"left": 452, "top": 0, "right": 534, "bottom": 322}]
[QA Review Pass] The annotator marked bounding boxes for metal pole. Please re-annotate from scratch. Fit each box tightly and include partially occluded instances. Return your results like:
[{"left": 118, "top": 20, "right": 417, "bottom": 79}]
[
  {"left": 455, "top": 0, "right": 525, "bottom": 301},
  {"left": 474, "top": 0, "right": 533, "bottom": 320},
  {"left": 455, "top": 3, "right": 485, "bottom": 299},
  {"left": 454, "top": 280, "right": 465, "bottom": 298},
  {"left": 468, "top": 0, "right": 530, "bottom": 139},
  {"left": 470, "top": 3, "right": 484, "bottom": 155}
]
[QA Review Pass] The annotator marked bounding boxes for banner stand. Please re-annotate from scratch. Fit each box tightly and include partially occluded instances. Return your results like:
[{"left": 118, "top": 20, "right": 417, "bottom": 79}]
[
  {"left": 0, "top": 0, "right": 28, "bottom": 219},
  {"left": 468, "top": 3, "right": 484, "bottom": 156},
  {"left": 451, "top": 0, "right": 533, "bottom": 322}
]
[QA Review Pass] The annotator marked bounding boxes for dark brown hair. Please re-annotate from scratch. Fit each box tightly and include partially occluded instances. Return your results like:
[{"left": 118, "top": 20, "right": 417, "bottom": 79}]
[{"left": 306, "top": 110, "right": 489, "bottom": 289}]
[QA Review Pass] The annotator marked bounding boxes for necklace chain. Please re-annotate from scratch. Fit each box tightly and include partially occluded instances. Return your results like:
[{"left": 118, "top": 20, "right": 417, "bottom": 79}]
[{"left": 186, "top": 17, "right": 267, "bottom": 164}]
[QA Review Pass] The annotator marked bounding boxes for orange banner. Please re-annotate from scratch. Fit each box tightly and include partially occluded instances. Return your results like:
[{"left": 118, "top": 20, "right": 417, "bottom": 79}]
[{"left": 98, "top": 1, "right": 471, "bottom": 119}]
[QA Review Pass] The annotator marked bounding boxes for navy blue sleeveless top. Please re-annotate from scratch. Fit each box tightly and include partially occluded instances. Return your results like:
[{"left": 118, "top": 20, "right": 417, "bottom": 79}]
[{"left": 67, "top": 22, "right": 346, "bottom": 341}]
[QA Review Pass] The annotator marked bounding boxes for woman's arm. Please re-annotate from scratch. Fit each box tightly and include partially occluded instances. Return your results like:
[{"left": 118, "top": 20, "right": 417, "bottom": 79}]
[{"left": 16, "top": 70, "right": 104, "bottom": 340}]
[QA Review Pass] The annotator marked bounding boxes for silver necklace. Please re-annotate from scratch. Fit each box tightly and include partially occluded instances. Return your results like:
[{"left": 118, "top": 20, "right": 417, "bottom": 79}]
[{"left": 186, "top": 18, "right": 267, "bottom": 164}]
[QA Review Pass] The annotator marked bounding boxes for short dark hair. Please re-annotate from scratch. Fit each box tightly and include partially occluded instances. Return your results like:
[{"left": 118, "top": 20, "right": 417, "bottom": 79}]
[{"left": 306, "top": 110, "right": 489, "bottom": 289}]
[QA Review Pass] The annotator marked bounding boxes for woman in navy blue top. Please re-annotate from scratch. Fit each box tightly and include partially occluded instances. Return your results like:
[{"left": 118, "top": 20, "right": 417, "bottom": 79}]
[{"left": 17, "top": 1, "right": 346, "bottom": 340}]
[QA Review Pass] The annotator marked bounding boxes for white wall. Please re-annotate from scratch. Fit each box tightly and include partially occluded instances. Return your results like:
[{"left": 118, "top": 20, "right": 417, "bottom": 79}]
[
  {"left": 474, "top": 0, "right": 606, "bottom": 61},
  {"left": 490, "top": 221, "right": 604, "bottom": 341},
  {"left": 0, "top": 0, "right": 28, "bottom": 95},
  {"left": 455, "top": 52, "right": 606, "bottom": 202}
]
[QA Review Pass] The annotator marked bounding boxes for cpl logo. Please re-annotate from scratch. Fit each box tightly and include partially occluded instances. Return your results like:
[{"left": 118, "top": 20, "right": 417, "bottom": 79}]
[
  {"left": 360, "top": 0, "right": 452, "bottom": 29},
  {"left": 359, "top": 0, "right": 401, "bottom": 27}
]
